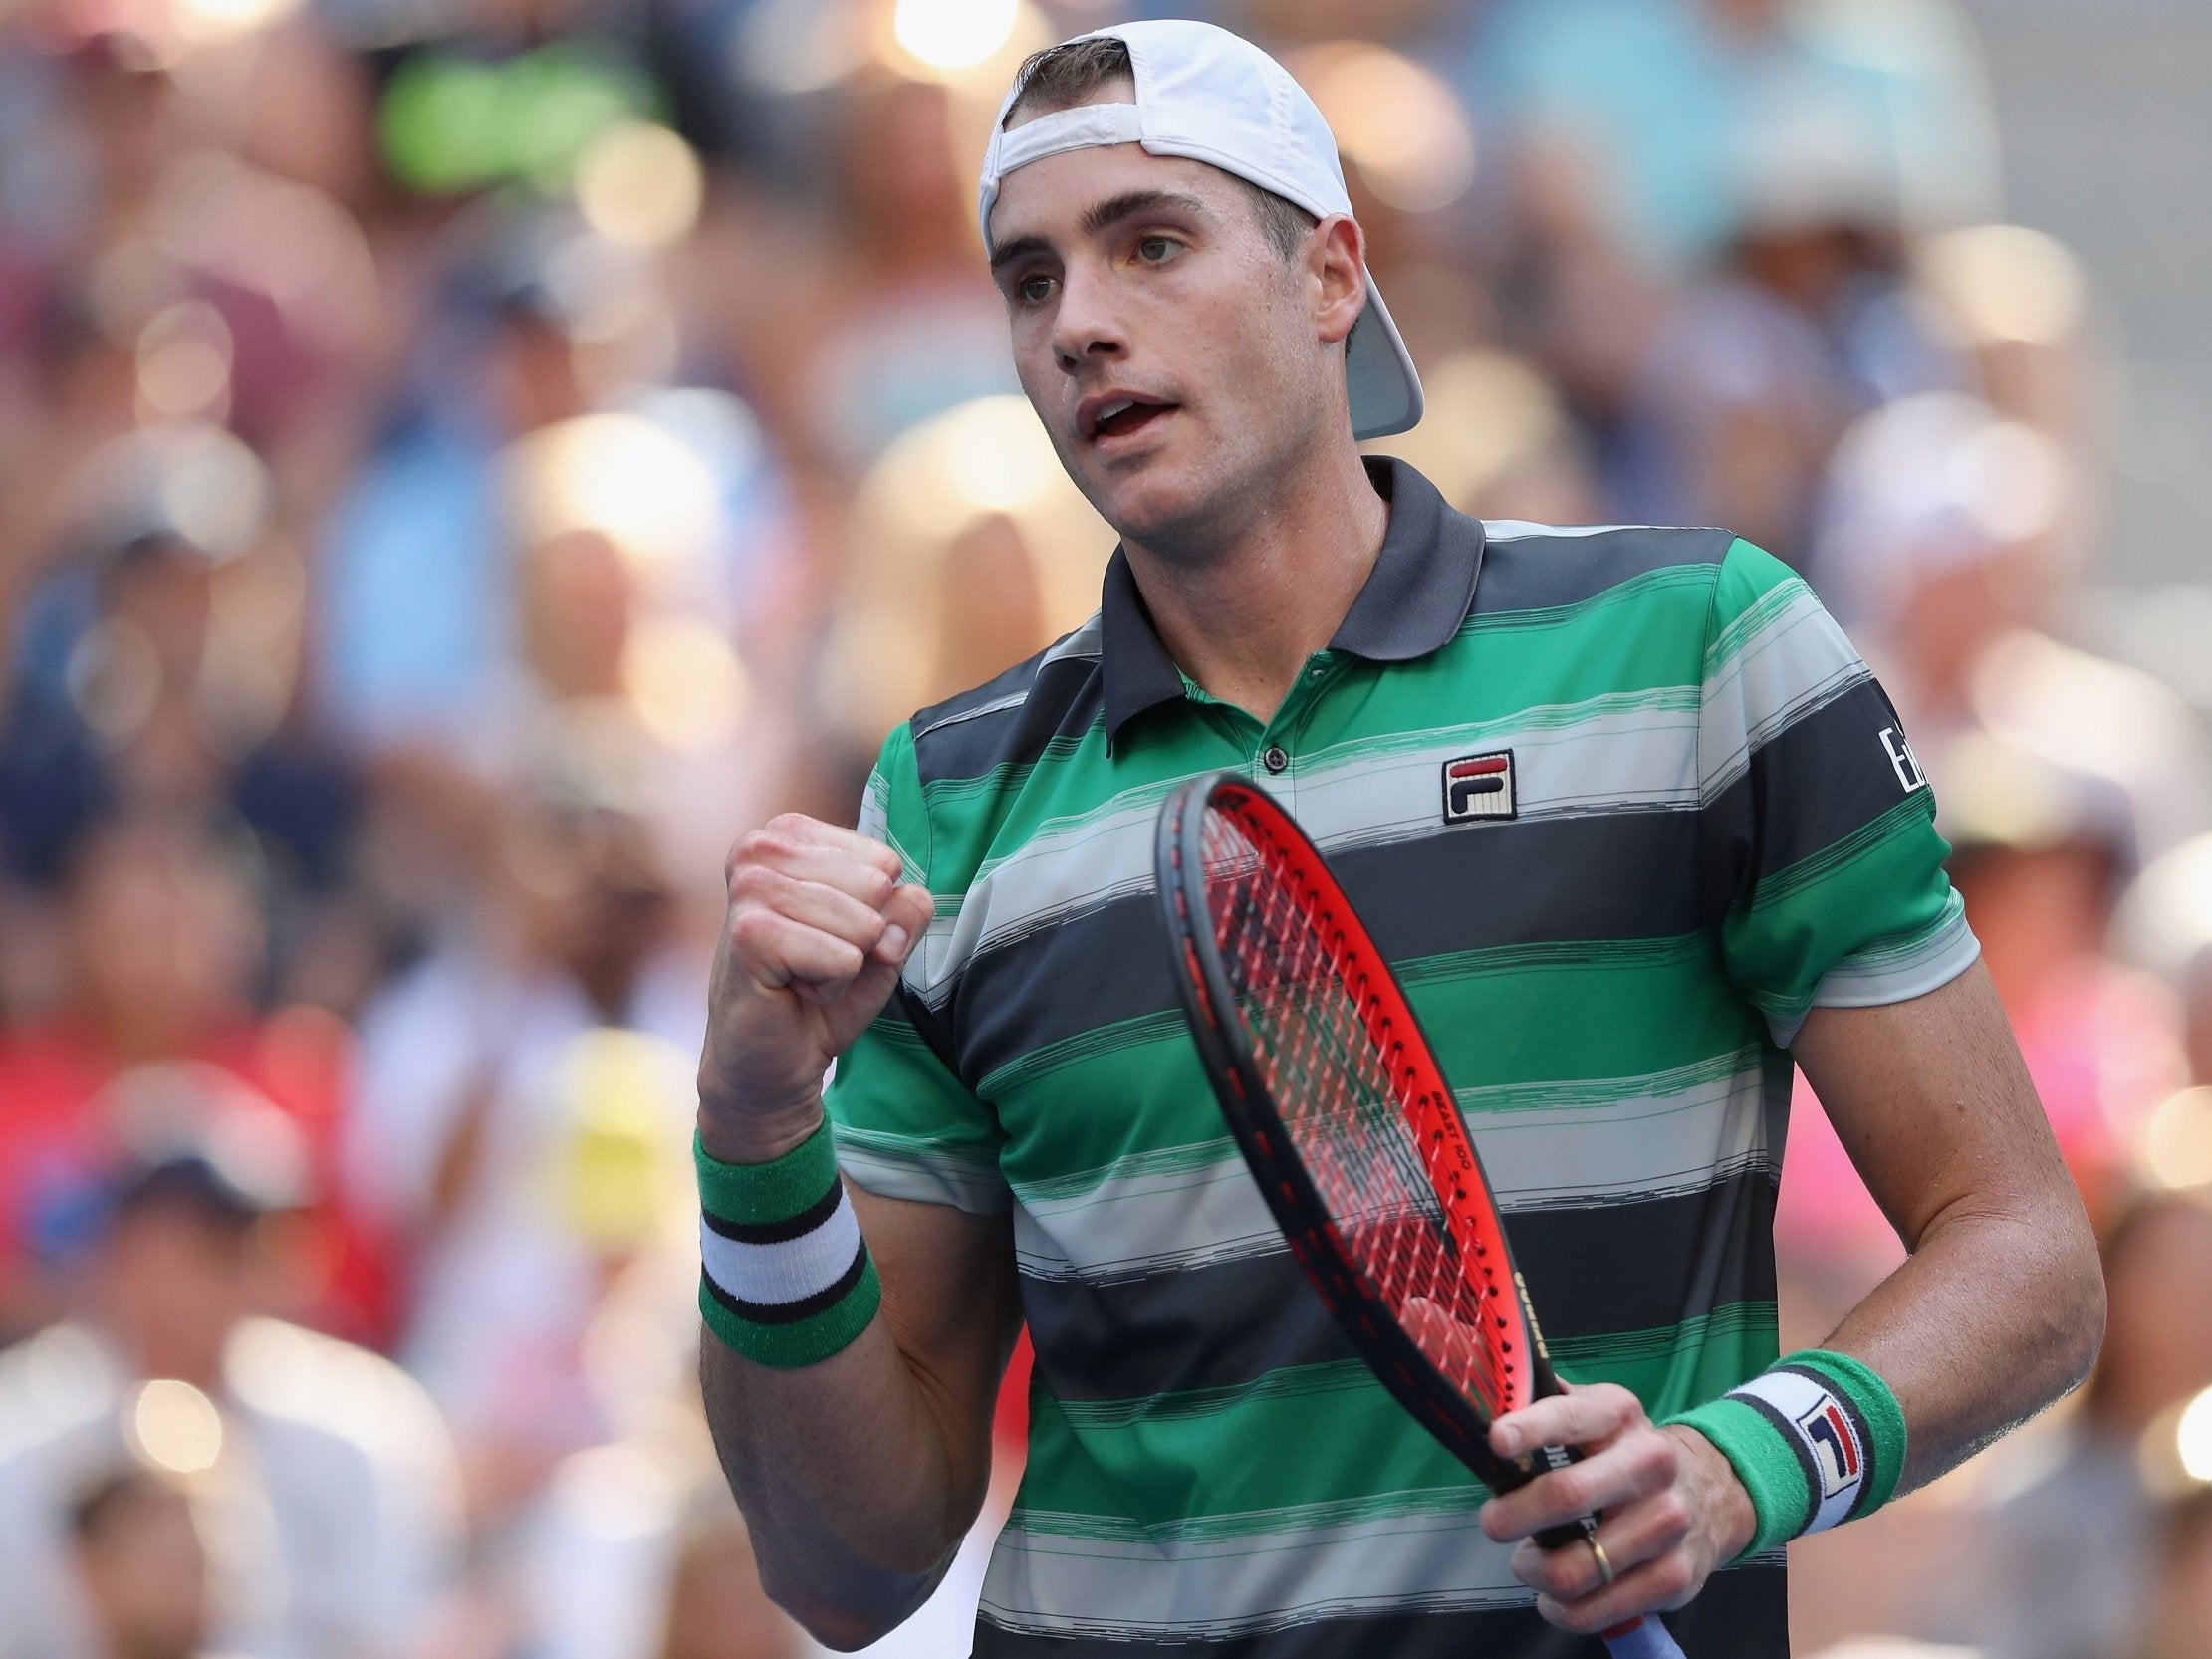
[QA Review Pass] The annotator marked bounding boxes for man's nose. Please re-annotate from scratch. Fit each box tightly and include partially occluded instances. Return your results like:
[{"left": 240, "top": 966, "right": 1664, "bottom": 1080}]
[{"left": 1051, "top": 266, "right": 1127, "bottom": 372}]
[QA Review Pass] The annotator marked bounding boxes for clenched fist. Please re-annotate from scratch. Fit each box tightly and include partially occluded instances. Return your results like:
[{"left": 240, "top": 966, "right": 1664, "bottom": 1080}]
[{"left": 696, "top": 813, "right": 935, "bottom": 1164}]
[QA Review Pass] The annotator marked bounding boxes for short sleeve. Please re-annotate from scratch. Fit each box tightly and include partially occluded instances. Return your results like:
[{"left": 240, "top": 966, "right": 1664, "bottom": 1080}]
[
  {"left": 825, "top": 723, "right": 1011, "bottom": 1213},
  {"left": 1698, "top": 539, "right": 1979, "bottom": 1047}
]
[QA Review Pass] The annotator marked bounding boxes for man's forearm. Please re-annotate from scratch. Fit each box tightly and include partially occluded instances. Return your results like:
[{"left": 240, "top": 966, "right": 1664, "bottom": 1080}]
[
  {"left": 1822, "top": 1193, "right": 2104, "bottom": 1492},
  {"left": 1788, "top": 964, "right": 2107, "bottom": 1498},
  {"left": 700, "top": 1313, "right": 981, "bottom": 1649}
]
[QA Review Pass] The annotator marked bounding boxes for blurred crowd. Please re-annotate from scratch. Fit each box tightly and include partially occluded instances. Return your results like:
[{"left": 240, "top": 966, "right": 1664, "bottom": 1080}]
[{"left": 0, "top": 1, "right": 2208, "bottom": 1657}]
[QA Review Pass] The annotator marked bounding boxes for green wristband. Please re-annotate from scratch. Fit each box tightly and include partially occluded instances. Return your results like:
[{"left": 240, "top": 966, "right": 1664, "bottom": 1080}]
[
  {"left": 695, "top": 1123, "right": 882, "bottom": 1369},
  {"left": 1666, "top": 1348, "right": 1906, "bottom": 1556}
]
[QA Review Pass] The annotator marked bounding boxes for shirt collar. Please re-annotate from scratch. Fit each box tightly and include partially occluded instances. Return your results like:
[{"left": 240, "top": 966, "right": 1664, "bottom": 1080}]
[{"left": 1101, "top": 457, "right": 1485, "bottom": 745}]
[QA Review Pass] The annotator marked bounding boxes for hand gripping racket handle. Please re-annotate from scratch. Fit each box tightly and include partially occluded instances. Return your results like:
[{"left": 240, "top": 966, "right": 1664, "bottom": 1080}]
[{"left": 1523, "top": 1450, "right": 1688, "bottom": 1658}]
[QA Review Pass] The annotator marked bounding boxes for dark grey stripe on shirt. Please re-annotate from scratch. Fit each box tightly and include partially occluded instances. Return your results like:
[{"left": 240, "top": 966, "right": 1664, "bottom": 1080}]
[
  {"left": 1704, "top": 674, "right": 1934, "bottom": 903},
  {"left": 971, "top": 1557, "right": 1785, "bottom": 1658},
  {"left": 1471, "top": 524, "right": 1733, "bottom": 619},
  {"left": 950, "top": 807, "right": 1719, "bottom": 1089},
  {"left": 1020, "top": 1169, "right": 1780, "bottom": 1406},
  {"left": 910, "top": 651, "right": 1108, "bottom": 790}
]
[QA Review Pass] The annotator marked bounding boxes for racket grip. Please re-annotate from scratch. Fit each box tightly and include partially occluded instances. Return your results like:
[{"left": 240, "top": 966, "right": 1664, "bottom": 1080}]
[{"left": 1600, "top": 1615, "right": 1687, "bottom": 1659}]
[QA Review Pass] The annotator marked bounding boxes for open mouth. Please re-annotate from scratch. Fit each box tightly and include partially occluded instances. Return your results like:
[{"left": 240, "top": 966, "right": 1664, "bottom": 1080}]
[{"left": 1087, "top": 396, "right": 1178, "bottom": 443}]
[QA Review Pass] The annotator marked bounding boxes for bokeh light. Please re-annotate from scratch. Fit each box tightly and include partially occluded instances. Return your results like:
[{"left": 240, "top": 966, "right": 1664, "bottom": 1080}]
[
  {"left": 576, "top": 122, "right": 706, "bottom": 251},
  {"left": 178, "top": 0, "right": 304, "bottom": 38},
  {"left": 894, "top": 0, "right": 1021, "bottom": 73},
  {"left": 624, "top": 617, "right": 749, "bottom": 753},
  {"left": 1919, "top": 224, "right": 2089, "bottom": 349},
  {"left": 508, "top": 413, "right": 719, "bottom": 577},
  {"left": 1295, "top": 43, "right": 1477, "bottom": 214},
  {"left": 2138, "top": 1088, "right": 2212, "bottom": 1191},
  {"left": 129, "top": 1379, "right": 225, "bottom": 1476},
  {"left": 2180, "top": 1386, "right": 2212, "bottom": 1483},
  {"left": 136, "top": 301, "right": 234, "bottom": 425}
]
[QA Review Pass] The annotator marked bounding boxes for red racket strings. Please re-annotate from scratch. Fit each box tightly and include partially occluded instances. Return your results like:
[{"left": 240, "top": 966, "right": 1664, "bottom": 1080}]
[{"left": 1196, "top": 804, "right": 1522, "bottom": 1423}]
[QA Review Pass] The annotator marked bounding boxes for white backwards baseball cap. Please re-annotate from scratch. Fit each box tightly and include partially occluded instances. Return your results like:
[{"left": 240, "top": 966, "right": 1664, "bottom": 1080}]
[{"left": 978, "top": 19, "right": 1425, "bottom": 442}]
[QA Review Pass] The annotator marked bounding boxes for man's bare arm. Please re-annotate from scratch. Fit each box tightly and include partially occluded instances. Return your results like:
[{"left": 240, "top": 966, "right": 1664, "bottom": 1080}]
[
  {"left": 700, "top": 1186, "right": 1021, "bottom": 1649},
  {"left": 692, "top": 814, "right": 1021, "bottom": 1650},
  {"left": 1792, "top": 956, "right": 2105, "bottom": 1488},
  {"left": 1482, "top": 957, "right": 2104, "bottom": 1636}
]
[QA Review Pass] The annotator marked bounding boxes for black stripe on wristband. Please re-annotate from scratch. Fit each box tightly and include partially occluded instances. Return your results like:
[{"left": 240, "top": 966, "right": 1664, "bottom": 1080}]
[
  {"left": 1777, "top": 1361, "right": 1880, "bottom": 1519},
  {"left": 701, "top": 1177, "right": 844, "bottom": 1245},
  {"left": 702, "top": 1237, "right": 871, "bottom": 1326},
  {"left": 1728, "top": 1386, "right": 1823, "bottom": 1538}
]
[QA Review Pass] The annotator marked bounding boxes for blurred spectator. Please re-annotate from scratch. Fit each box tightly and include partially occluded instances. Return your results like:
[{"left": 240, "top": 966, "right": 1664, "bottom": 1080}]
[
  {"left": 2132, "top": 1482, "right": 2212, "bottom": 1659},
  {"left": 1615, "top": 90, "right": 1968, "bottom": 559},
  {"left": 806, "top": 395, "right": 1114, "bottom": 813},
  {"left": 507, "top": 1444, "right": 807, "bottom": 1659},
  {"left": 1479, "top": 0, "right": 2002, "bottom": 280},
  {"left": 341, "top": 746, "right": 704, "bottom": 1532},
  {"left": 0, "top": 2, "right": 2204, "bottom": 1655},
  {"left": 2116, "top": 833, "right": 2212, "bottom": 1095},
  {"left": 1934, "top": 1188, "right": 2212, "bottom": 1659},
  {"left": 1816, "top": 393, "right": 2212, "bottom": 866},
  {"left": 1280, "top": 36, "right": 1499, "bottom": 370},
  {"left": 67, "top": 1466, "right": 215, "bottom": 1659},
  {"left": 1368, "top": 349, "right": 1599, "bottom": 525},
  {"left": 699, "top": 63, "right": 1020, "bottom": 487},
  {"left": 0, "top": 809, "right": 377, "bottom": 1344},
  {"left": 0, "top": 1100, "right": 463, "bottom": 1659},
  {"left": 314, "top": 206, "right": 795, "bottom": 932},
  {"left": 1939, "top": 733, "right": 2182, "bottom": 1203},
  {"left": 1913, "top": 224, "right": 2093, "bottom": 461},
  {"left": 0, "top": 426, "right": 363, "bottom": 970}
]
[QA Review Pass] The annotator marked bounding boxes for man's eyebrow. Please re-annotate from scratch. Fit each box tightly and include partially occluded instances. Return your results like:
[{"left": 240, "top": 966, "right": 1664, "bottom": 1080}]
[
  {"left": 988, "top": 233, "right": 1051, "bottom": 274},
  {"left": 1080, "top": 188, "right": 1212, "bottom": 238},
  {"left": 988, "top": 189, "right": 1215, "bottom": 273}
]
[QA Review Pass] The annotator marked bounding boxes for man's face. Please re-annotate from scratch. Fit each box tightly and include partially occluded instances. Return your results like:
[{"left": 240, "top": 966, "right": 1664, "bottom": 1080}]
[{"left": 987, "top": 102, "right": 1341, "bottom": 553}]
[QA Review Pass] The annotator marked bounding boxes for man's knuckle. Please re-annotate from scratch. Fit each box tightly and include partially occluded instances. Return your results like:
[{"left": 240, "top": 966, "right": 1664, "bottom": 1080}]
[
  {"left": 732, "top": 828, "right": 789, "bottom": 870},
  {"left": 730, "top": 862, "right": 785, "bottom": 902},
  {"left": 1633, "top": 1435, "right": 1677, "bottom": 1488},
  {"left": 729, "top": 906, "right": 781, "bottom": 953},
  {"left": 1649, "top": 1491, "right": 1691, "bottom": 1540}
]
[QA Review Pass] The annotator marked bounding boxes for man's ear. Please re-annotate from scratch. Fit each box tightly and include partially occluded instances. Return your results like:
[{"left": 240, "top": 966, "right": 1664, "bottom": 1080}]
[{"left": 1311, "top": 214, "right": 1368, "bottom": 348}]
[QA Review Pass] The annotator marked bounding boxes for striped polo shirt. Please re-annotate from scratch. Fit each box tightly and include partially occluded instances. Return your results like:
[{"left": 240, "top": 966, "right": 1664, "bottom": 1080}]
[{"left": 827, "top": 457, "right": 1976, "bottom": 1657}]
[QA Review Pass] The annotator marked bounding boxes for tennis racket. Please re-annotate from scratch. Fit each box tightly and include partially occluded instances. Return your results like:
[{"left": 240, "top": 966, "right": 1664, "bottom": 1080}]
[{"left": 1154, "top": 772, "right": 1687, "bottom": 1659}]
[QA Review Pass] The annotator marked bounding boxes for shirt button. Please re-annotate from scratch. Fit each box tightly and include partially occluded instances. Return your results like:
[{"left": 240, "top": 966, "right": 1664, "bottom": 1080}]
[{"left": 1262, "top": 745, "right": 1290, "bottom": 774}]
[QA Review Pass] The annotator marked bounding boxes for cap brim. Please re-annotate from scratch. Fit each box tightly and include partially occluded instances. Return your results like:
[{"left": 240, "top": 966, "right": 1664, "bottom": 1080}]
[{"left": 1348, "top": 277, "right": 1423, "bottom": 441}]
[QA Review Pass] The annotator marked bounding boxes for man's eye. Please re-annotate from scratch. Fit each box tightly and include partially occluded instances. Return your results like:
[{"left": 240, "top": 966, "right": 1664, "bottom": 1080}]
[
  {"left": 1136, "top": 235, "right": 1178, "bottom": 263},
  {"left": 1017, "top": 273, "right": 1058, "bottom": 304}
]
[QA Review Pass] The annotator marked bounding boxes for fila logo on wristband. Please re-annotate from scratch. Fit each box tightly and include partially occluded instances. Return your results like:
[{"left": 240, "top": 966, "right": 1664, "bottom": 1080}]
[
  {"left": 700, "top": 1179, "right": 867, "bottom": 1323},
  {"left": 1727, "top": 1366, "right": 1872, "bottom": 1535}
]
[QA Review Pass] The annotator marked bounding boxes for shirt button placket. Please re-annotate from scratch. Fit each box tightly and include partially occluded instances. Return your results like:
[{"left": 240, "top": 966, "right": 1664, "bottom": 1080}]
[{"left": 1261, "top": 744, "right": 1290, "bottom": 775}]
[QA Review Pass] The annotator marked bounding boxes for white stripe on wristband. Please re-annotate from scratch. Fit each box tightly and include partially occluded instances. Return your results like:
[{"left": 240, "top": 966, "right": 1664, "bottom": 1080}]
[
  {"left": 1725, "top": 1365, "right": 1873, "bottom": 1536},
  {"left": 700, "top": 1181, "right": 864, "bottom": 1313}
]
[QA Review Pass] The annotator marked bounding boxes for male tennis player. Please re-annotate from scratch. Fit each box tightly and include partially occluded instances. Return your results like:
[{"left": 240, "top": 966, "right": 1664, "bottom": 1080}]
[{"left": 693, "top": 20, "right": 2102, "bottom": 1656}]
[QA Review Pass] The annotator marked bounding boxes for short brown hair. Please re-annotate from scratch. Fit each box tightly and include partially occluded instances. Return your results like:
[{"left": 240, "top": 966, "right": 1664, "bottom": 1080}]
[{"left": 1004, "top": 36, "right": 1319, "bottom": 262}]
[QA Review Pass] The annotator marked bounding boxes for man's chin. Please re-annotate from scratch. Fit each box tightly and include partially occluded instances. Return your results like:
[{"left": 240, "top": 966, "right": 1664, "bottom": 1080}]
[{"left": 1082, "top": 461, "right": 1212, "bottom": 550}]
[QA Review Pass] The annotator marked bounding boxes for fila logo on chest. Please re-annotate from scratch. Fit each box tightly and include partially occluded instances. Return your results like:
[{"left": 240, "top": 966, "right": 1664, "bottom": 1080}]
[{"left": 1443, "top": 751, "right": 1517, "bottom": 823}]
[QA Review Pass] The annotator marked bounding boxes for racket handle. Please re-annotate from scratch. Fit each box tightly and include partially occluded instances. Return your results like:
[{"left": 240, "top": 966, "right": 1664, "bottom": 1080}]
[{"left": 1600, "top": 1615, "right": 1687, "bottom": 1659}]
